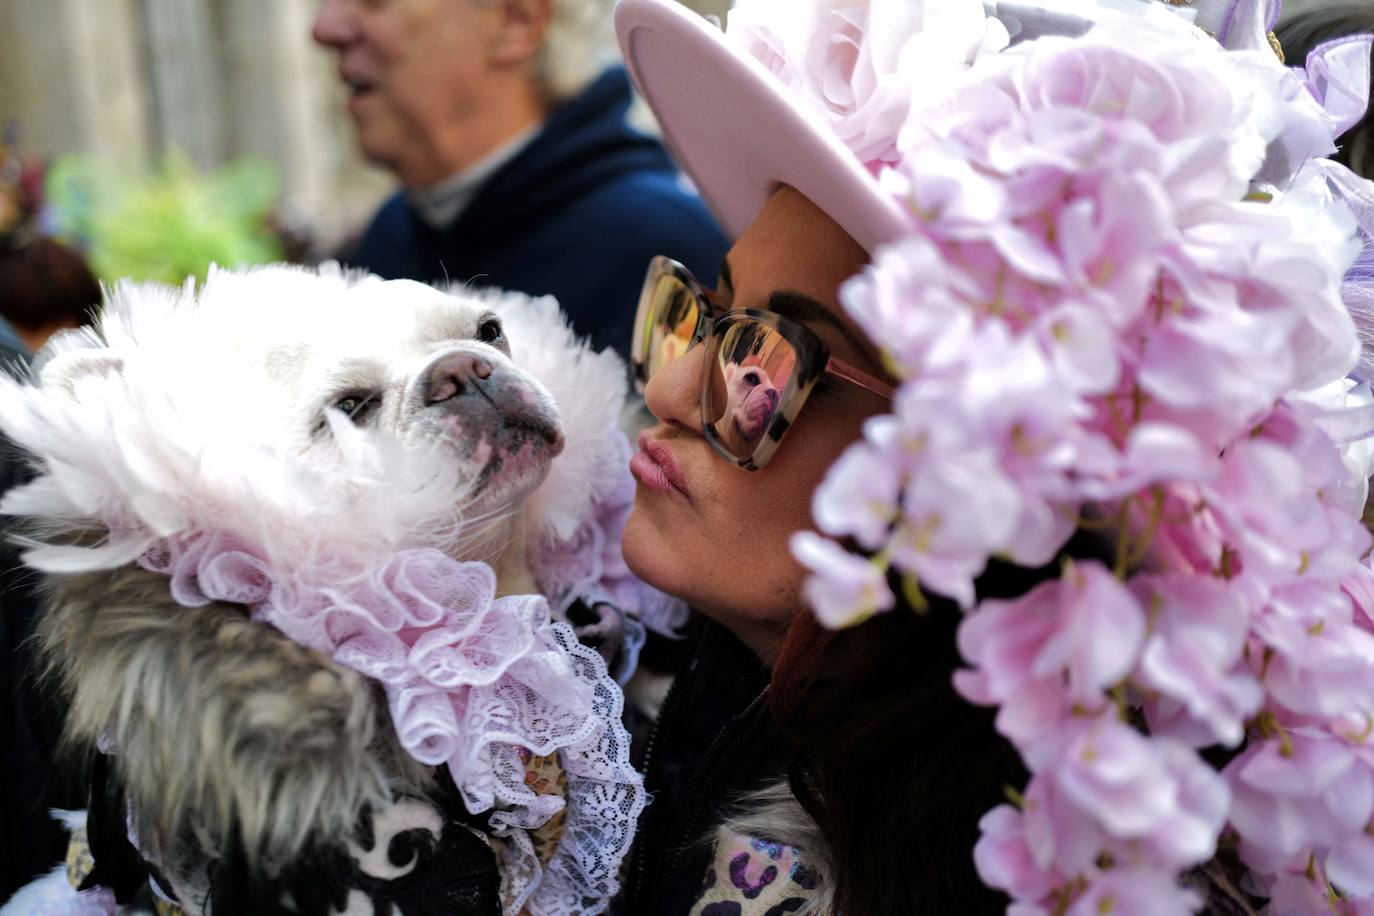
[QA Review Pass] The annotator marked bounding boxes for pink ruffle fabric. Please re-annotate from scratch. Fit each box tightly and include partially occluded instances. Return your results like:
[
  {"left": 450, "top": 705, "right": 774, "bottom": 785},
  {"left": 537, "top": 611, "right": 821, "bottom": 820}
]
[{"left": 139, "top": 531, "right": 645, "bottom": 915}]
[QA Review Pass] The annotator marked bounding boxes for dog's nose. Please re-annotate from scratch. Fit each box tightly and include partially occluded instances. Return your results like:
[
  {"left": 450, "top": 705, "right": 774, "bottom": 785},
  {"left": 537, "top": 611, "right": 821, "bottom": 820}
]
[{"left": 425, "top": 353, "right": 493, "bottom": 404}]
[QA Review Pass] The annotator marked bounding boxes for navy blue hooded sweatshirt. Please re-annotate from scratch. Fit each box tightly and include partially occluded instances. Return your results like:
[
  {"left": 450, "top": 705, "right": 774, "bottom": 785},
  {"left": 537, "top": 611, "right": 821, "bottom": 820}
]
[{"left": 346, "top": 67, "right": 729, "bottom": 356}]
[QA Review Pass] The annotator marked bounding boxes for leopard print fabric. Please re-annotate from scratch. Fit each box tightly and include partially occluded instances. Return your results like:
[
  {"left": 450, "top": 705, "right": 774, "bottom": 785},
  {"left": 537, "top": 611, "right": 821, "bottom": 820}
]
[{"left": 689, "top": 832, "right": 821, "bottom": 916}]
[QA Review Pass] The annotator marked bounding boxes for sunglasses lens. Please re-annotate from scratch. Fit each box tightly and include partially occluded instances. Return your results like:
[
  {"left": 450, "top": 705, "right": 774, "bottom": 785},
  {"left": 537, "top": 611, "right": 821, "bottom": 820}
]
[
  {"left": 705, "top": 319, "right": 799, "bottom": 460},
  {"left": 640, "top": 272, "right": 700, "bottom": 383}
]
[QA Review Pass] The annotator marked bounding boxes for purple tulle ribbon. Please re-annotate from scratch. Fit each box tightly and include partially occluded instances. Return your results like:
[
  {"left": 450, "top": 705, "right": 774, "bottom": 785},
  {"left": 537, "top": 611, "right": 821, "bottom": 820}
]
[{"left": 1301, "top": 33, "right": 1374, "bottom": 138}]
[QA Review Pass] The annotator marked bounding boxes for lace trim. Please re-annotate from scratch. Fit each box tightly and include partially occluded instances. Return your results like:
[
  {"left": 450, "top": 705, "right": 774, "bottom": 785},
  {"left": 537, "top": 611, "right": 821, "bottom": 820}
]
[{"left": 139, "top": 532, "right": 646, "bottom": 915}]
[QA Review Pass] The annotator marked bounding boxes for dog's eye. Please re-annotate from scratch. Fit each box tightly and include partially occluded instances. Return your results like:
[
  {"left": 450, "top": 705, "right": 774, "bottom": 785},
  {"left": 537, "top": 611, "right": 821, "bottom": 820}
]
[
  {"left": 334, "top": 394, "right": 376, "bottom": 424},
  {"left": 743, "top": 371, "right": 760, "bottom": 385},
  {"left": 477, "top": 319, "right": 504, "bottom": 346}
]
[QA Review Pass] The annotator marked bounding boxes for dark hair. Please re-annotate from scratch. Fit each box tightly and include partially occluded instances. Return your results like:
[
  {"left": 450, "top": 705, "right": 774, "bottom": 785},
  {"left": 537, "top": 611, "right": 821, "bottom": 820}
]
[
  {"left": 768, "top": 552, "right": 1083, "bottom": 913},
  {"left": 1275, "top": 4, "right": 1374, "bottom": 178},
  {"left": 0, "top": 237, "right": 101, "bottom": 332}
]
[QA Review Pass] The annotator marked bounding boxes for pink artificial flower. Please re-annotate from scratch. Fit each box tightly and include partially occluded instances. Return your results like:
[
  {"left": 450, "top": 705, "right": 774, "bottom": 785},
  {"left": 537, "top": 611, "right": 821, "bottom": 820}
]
[
  {"left": 792, "top": 530, "right": 895, "bottom": 628},
  {"left": 1021, "top": 770, "right": 1109, "bottom": 877},
  {"left": 1061, "top": 869, "right": 1202, "bottom": 916},
  {"left": 1226, "top": 731, "right": 1374, "bottom": 873},
  {"left": 1033, "top": 562, "right": 1146, "bottom": 703},
  {"left": 1257, "top": 587, "right": 1374, "bottom": 725},
  {"left": 1056, "top": 721, "right": 1229, "bottom": 867},
  {"left": 840, "top": 234, "right": 979, "bottom": 378},
  {"left": 811, "top": 418, "right": 905, "bottom": 550},
  {"left": 1265, "top": 872, "right": 1348, "bottom": 916},
  {"left": 956, "top": 561, "right": 1145, "bottom": 713},
  {"left": 1344, "top": 563, "right": 1374, "bottom": 635},
  {"left": 887, "top": 442, "right": 1019, "bottom": 608},
  {"left": 973, "top": 804, "right": 1060, "bottom": 901},
  {"left": 1055, "top": 720, "right": 1181, "bottom": 838},
  {"left": 1198, "top": 438, "right": 1343, "bottom": 584},
  {"left": 1132, "top": 573, "right": 1263, "bottom": 748},
  {"left": 880, "top": 146, "right": 1006, "bottom": 235},
  {"left": 1072, "top": 422, "right": 1218, "bottom": 502},
  {"left": 1030, "top": 305, "right": 1121, "bottom": 396},
  {"left": 1329, "top": 832, "right": 1374, "bottom": 897}
]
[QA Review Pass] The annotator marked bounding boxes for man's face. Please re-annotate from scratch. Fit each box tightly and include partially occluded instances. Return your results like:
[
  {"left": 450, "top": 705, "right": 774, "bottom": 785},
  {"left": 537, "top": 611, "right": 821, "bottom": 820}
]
[{"left": 313, "top": 0, "right": 495, "bottom": 183}]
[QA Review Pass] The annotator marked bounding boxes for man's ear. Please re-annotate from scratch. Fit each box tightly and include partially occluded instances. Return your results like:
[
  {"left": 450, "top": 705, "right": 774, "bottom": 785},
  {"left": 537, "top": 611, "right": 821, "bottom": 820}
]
[
  {"left": 488, "top": 0, "right": 553, "bottom": 68},
  {"left": 40, "top": 349, "right": 124, "bottom": 396}
]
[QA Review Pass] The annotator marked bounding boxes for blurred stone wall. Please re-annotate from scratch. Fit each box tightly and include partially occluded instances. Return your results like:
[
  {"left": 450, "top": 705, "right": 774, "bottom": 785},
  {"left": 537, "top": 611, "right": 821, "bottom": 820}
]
[
  {"left": 0, "top": 0, "right": 152, "bottom": 163},
  {"left": 0, "top": 0, "right": 729, "bottom": 251}
]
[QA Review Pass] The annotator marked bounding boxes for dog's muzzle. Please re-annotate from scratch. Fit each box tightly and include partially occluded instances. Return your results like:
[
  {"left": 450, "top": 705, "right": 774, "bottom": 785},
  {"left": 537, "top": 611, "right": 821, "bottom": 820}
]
[{"left": 421, "top": 351, "right": 565, "bottom": 456}]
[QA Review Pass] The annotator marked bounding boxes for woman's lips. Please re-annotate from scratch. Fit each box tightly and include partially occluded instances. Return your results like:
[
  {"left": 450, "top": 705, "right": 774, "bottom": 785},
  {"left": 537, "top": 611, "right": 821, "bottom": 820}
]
[{"left": 630, "top": 432, "right": 690, "bottom": 499}]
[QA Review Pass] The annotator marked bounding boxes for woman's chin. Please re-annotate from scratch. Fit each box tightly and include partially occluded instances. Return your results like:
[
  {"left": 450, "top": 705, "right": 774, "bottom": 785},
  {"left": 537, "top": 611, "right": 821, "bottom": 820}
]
[{"left": 621, "top": 507, "right": 680, "bottom": 595}]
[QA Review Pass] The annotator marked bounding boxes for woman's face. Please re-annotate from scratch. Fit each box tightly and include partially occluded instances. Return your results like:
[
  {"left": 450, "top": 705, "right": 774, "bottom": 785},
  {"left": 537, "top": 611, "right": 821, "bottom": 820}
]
[{"left": 623, "top": 187, "right": 888, "bottom": 658}]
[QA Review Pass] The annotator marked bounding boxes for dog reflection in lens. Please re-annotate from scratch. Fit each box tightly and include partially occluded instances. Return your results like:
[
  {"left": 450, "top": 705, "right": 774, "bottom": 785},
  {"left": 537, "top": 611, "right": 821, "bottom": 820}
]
[{"left": 722, "top": 360, "right": 780, "bottom": 451}]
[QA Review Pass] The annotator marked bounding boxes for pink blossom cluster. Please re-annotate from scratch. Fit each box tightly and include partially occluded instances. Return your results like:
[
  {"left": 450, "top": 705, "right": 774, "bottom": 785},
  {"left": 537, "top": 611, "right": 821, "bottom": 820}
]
[{"left": 788, "top": 8, "right": 1374, "bottom": 913}]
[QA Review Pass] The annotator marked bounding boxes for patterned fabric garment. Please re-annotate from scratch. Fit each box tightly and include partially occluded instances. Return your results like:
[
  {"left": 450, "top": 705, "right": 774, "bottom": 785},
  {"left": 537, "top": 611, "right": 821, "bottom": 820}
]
[
  {"left": 63, "top": 751, "right": 574, "bottom": 915},
  {"left": 65, "top": 797, "right": 502, "bottom": 916},
  {"left": 689, "top": 833, "right": 821, "bottom": 916}
]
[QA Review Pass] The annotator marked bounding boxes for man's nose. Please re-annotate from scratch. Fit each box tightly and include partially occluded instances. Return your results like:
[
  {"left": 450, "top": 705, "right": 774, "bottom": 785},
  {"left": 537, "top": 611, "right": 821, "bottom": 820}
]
[{"left": 311, "top": 0, "right": 356, "bottom": 48}]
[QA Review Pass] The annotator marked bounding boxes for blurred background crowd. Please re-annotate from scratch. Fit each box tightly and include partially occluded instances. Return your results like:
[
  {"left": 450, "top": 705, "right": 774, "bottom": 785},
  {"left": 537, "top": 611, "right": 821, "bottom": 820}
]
[{"left": 0, "top": 0, "right": 731, "bottom": 356}]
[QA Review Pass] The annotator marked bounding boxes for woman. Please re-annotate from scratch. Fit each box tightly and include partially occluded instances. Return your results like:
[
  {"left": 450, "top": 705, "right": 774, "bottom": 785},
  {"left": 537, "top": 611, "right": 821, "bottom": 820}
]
[
  {"left": 618, "top": 188, "right": 1029, "bottom": 914},
  {"left": 611, "top": 0, "right": 1374, "bottom": 914}
]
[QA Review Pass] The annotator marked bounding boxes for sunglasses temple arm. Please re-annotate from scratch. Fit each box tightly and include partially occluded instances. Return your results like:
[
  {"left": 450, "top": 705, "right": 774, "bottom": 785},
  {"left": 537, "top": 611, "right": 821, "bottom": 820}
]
[{"left": 825, "top": 356, "right": 897, "bottom": 400}]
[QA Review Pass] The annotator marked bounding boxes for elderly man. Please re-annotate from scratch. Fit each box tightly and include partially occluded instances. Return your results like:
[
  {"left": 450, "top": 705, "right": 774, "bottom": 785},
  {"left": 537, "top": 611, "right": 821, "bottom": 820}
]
[{"left": 314, "top": 0, "right": 728, "bottom": 355}]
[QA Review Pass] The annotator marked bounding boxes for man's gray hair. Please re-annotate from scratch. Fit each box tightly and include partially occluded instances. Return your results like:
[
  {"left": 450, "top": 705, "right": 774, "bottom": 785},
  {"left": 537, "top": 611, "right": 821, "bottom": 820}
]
[{"left": 539, "top": 0, "right": 619, "bottom": 102}]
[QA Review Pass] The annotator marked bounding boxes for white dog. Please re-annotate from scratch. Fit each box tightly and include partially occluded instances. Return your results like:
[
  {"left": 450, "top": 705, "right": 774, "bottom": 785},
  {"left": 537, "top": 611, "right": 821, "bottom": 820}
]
[{"left": 0, "top": 265, "right": 680, "bottom": 916}]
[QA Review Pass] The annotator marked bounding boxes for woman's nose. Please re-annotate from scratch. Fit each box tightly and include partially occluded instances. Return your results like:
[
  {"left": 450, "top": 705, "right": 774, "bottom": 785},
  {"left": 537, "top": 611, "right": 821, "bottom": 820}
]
[{"left": 643, "top": 344, "right": 707, "bottom": 435}]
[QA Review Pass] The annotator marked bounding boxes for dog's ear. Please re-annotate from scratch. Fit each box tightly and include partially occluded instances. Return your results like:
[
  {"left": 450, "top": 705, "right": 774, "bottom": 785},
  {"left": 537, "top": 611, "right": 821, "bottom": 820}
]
[{"left": 39, "top": 348, "right": 125, "bottom": 396}]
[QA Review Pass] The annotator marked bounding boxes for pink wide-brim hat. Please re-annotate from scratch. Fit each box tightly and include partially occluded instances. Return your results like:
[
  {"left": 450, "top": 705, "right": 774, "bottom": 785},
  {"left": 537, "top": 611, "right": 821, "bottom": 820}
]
[{"left": 614, "top": 0, "right": 911, "bottom": 253}]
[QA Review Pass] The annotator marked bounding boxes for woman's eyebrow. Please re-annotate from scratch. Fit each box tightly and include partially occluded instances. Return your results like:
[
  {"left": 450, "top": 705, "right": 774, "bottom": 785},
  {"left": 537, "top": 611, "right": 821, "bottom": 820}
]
[
  {"left": 767, "top": 291, "right": 885, "bottom": 375},
  {"left": 720, "top": 258, "right": 885, "bottom": 374}
]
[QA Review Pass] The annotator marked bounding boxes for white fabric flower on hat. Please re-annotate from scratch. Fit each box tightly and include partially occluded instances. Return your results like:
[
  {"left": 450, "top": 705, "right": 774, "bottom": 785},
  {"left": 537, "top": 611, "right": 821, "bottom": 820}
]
[{"left": 725, "top": 0, "right": 1008, "bottom": 171}]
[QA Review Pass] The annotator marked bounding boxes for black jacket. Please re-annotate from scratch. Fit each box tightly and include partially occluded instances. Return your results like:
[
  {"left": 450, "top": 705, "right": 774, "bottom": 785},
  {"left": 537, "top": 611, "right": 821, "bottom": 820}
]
[
  {"left": 0, "top": 339, "right": 73, "bottom": 898},
  {"left": 616, "top": 616, "right": 781, "bottom": 915}
]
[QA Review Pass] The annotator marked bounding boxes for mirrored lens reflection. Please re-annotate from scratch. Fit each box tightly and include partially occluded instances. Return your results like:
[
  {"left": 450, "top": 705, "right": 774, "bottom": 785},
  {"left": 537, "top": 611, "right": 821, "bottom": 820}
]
[
  {"left": 706, "top": 320, "right": 797, "bottom": 458},
  {"left": 647, "top": 275, "right": 700, "bottom": 379}
]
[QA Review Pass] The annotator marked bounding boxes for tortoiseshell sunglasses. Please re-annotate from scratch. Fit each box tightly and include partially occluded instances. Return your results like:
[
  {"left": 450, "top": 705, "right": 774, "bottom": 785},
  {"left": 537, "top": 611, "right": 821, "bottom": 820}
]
[{"left": 631, "top": 256, "right": 894, "bottom": 471}]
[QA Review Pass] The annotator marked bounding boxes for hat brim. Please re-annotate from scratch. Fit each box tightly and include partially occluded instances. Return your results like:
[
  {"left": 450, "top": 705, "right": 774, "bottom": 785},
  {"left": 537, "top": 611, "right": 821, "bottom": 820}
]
[{"left": 615, "top": 0, "right": 911, "bottom": 254}]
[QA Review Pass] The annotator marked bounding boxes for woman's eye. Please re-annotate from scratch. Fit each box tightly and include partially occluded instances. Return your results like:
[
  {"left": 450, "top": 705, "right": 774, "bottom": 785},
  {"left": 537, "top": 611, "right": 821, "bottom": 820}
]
[{"left": 478, "top": 319, "right": 504, "bottom": 345}]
